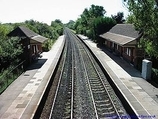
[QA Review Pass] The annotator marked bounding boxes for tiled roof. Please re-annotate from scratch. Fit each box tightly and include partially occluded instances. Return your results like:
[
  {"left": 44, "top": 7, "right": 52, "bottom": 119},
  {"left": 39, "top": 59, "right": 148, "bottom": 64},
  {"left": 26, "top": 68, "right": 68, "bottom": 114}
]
[
  {"left": 8, "top": 26, "right": 47, "bottom": 43},
  {"left": 8, "top": 26, "right": 38, "bottom": 38},
  {"left": 100, "top": 24, "right": 141, "bottom": 46},
  {"left": 31, "top": 35, "right": 48, "bottom": 43},
  {"left": 100, "top": 32, "right": 135, "bottom": 46},
  {"left": 109, "top": 24, "right": 139, "bottom": 38}
]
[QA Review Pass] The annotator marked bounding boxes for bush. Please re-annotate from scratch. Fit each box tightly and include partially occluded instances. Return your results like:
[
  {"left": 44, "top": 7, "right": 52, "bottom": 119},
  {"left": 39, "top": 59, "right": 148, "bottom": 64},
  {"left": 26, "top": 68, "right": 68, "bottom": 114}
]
[
  {"left": 152, "top": 68, "right": 158, "bottom": 84},
  {"left": 0, "top": 62, "right": 24, "bottom": 94},
  {"left": 42, "top": 39, "right": 55, "bottom": 51}
]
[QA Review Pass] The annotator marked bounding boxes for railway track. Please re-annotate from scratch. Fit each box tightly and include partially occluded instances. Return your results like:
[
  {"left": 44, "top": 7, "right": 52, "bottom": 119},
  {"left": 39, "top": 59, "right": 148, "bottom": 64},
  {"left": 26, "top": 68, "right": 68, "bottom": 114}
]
[
  {"left": 49, "top": 31, "right": 74, "bottom": 119},
  {"left": 47, "top": 28, "right": 130, "bottom": 119}
]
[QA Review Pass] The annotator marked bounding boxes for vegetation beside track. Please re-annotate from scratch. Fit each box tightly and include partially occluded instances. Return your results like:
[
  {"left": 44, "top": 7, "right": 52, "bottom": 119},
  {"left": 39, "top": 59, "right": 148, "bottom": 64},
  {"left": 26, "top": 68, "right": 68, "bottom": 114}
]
[{"left": 0, "top": 19, "right": 63, "bottom": 94}]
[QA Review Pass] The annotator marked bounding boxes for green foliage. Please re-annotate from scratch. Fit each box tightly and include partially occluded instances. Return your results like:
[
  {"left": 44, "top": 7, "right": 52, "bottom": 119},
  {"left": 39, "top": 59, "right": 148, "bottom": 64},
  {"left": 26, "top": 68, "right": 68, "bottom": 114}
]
[
  {"left": 0, "top": 24, "right": 13, "bottom": 39},
  {"left": 124, "top": 0, "right": 158, "bottom": 58},
  {"left": 126, "top": 14, "right": 136, "bottom": 24},
  {"left": 93, "top": 17, "right": 116, "bottom": 38},
  {"left": 0, "top": 19, "right": 64, "bottom": 92},
  {"left": 112, "top": 12, "right": 125, "bottom": 23},
  {"left": 0, "top": 24, "right": 22, "bottom": 70},
  {"left": 0, "top": 62, "right": 24, "bottom": 94},
  {"left": 64, "top": 20, "right": 75, "bottom": 29},
  {"left": 152, "top": 68, "right": 158, "bottom": 84},
  {"left": 42, "top": 39, "right": 55, "bottom": 51},
  {"left": 51, "top": 20, "right": 63, "bottom": 36},
  {"left": 89, "top": 4, "right": 106, "bottom": 18},
  {"left": 74, "top": 4, "right": 115, "bottom": 41},
  {"left": 0, "top": 19, "right": 64, "bottom": 72},
  {"left": 24, "top": 19, "right": 63, "bottom": 50},
  {"left": 0, "top": 36, "right": 22, "bottom": 67}
]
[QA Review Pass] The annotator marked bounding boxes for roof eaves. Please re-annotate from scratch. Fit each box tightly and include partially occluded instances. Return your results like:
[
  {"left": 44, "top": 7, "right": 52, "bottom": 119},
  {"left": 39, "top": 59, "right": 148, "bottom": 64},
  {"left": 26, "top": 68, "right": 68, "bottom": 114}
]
[
  {"left": 19, "top": 26, "right": 38, "bottom": 38},
  {"left": 31, "top": 35, "right": 48, "bottom": 43},
  {"left": 100, "top": 32, "right": 136, "bottom": 46}
]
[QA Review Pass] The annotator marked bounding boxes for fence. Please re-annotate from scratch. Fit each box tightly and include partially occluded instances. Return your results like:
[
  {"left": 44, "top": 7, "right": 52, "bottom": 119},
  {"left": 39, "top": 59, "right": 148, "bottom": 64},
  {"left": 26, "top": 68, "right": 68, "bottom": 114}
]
[{"left": 0, "top": 61, "right": 25, "bottom": 94}]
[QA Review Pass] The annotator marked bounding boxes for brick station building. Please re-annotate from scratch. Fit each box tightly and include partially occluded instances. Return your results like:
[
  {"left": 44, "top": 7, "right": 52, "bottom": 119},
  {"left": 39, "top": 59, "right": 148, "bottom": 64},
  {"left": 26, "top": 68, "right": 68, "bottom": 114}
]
[
  {"left": 8, "top": 26, "right": 48, "bottom": 66},
  {"left": 99, "top": 24, "right": 143, "bottom": 68}
]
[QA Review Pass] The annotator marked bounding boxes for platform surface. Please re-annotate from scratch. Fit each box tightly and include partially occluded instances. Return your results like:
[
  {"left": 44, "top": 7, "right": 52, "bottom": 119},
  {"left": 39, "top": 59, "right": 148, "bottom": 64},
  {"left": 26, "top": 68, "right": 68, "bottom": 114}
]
[
  {"left": 0, "top": 35, "right": 65, "bottom": 119},
  {"left": 79, "top": 34, "right": 158, "bottom": 119},
  {"left": 1, "top": 34, "right": 158, "bottom": 119}
]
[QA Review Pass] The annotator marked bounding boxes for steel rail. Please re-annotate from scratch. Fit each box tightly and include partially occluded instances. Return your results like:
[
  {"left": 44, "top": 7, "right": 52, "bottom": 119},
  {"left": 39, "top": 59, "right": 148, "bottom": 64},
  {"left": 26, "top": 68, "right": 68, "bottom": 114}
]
[
  {"left": 49, "top": 30, "right": 75, "bottom": 119},
  {"left": 70, "top": 36, "right": 74, "bottom": 119},
  {"left": 84, "top": 45, "right": 121, "bottom": 119},
  {"left": 48, "top": 36, "right": 68, "bottom": 119},
  {"left": 72, "top": 36, "right": 99, "bottom": 119},
  {"left": 75, "top": 35, "right": 121, "bottom": 119},
  {"left": 49, "top": 28, "right": 125, "bottom": 118}
]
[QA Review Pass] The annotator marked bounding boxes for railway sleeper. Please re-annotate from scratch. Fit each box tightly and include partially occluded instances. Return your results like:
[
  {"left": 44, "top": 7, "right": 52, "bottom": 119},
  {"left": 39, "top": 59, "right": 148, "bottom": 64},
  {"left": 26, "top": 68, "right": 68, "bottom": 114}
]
[
  {"left": 90, "top": 81, "right": 102, "bottom": 85},
  {"left": 63, "top": 114, "right": 71, "bottom": 119},
  {"left": 93, "top": 93, "right": 108, "bottom": 99},
  {"left": 93, "top": 90, "right": 106, "bottom": 93},
  {"left": 99, "top": 113, "right": 117, "bottom": 119},
  {"left": 95, "top": 102, "right": 112, "bottom": 107},
  {"left": 90, "top": 83, "right": 102, "bottom": 86},
  {"left": 89, "top": 80, "right": 99, "bottom": 83},
  {"left": 91, "top": 88, "right": 105, "bottom": 91},
  {"left": 97, "top": 104, "right": 113, "bottom": 109},
  {"left": 91, "top": 85, "right": 103, "bottom": 88},
  {"left": 88, "top": 76, "right": 99, "bottom": 79},
  {"left": 64, "top": 107, "right": 71, "bottom": 114},
  {"left": 97, "top": 106, "right": 114, "bottom": 112},
  {"left": 96, "top": 104, "right": 114, "bottom": 109},
  {"left": 95, "top": 100, "right": 110, "bottom": 104},
  {"left": 100, "top": 111, "right": 118, "bottom": 118}
]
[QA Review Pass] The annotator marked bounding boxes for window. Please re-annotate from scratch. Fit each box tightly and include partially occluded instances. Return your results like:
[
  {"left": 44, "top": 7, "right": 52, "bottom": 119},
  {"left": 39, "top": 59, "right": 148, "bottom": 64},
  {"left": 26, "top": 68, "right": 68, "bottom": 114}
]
[
  {"left": 116, "top": 44, "right": 119, "bottom": 50},
  {"left": 32, "top": 45, "right": 38, "bottom": 54},
  {"left": 105, "top": 41, "right": 107, "bottom": 45},
  {"left": 112, "top": 42, "right": 114, "bottom": 48},
  {"left": 129, "top": 48, "right": 131, "bottom": 56},
  {"left": 126, "top": 48, "right": 131, "bottom": 56}
]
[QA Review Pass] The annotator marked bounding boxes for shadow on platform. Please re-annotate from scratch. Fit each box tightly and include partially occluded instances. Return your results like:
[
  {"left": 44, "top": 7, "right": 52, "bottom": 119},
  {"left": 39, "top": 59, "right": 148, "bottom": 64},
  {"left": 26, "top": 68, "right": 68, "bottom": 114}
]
[
  {"left": 96, "top": 44, "right": 142, "bottom": 78},
  {"left": 27, "top": 59, "right": 47, "bottom": 70}
]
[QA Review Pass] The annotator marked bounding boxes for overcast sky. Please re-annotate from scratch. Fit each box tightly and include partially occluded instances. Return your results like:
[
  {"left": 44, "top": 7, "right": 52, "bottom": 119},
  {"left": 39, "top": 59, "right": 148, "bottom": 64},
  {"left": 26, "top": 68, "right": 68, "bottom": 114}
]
[{"left": 0, "top": 0, "right": 128, "bottom": 25}]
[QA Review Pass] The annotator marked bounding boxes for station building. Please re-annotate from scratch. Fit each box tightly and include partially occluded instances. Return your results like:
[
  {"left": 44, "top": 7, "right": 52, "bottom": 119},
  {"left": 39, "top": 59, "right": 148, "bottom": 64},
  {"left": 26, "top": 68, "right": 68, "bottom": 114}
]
[
  {"left": 8, "top": 26, "right": 48, "bottom": 66},
  {"left": 99, "top": 24, "right": 143, "bottom": 69}
]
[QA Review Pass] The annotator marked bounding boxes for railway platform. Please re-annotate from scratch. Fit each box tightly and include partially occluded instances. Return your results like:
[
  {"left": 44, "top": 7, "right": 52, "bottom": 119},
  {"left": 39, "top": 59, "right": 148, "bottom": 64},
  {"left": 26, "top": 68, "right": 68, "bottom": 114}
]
[
  {"left": 1, "top": 33, "right": 158, "bottom": 119},
  {"left": 0, "top": 35, "right": 65, "bottom": 119},
  {"left": 79, "top": 34, "right": 158, "bottom": 118}
]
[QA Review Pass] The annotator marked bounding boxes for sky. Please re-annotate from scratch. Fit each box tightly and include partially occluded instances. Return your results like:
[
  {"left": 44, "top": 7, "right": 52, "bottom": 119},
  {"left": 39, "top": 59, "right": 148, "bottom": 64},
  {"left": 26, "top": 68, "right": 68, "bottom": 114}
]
[{"left": 0, "top": 0, "right": 129, "bottom": 25}]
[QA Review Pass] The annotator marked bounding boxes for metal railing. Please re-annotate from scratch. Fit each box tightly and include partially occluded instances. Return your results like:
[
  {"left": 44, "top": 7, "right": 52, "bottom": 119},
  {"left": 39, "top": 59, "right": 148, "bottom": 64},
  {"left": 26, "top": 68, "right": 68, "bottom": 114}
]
[{"left": 0, "top": 61, "right": 25, "bottom": 94}]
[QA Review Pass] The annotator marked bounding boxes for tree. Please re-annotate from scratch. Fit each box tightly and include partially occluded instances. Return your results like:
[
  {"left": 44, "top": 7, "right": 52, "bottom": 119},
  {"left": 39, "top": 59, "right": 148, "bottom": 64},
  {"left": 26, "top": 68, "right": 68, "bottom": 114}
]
[
  {"left": 74, "top": 4, "right": 108, "bottom": 40},
  {"left": 51, "top": 19, "right": 63, "bottom": 36},
  {"left": 89, "top": 4, "right": 106, "bottom": 18},
  {"left": 112, "top": 12, "right": 125, "bottom": 23},
  {"left": 0, "top": 24, "right": 22, "bottom": 70},
  {"left": 93, "top": 17, "right": 116, "bottom": 38},
  {"left": 64, "top": 20, "right": 75, "bottom": 29},
  {"left": 54, "top": 19, "right": 62, "bottom": 24},
  {"left": 124, "top": 0, "right": 158, "bottom": 58}
]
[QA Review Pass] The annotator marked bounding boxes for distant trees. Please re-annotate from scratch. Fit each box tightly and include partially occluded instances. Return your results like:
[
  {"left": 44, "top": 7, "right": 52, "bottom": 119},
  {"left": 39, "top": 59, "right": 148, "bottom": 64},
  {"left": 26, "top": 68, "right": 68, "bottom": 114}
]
[
  {"left": 64, "top": 20, "right": 75, "bottom": 30},
  {"left": 51, "top": 19, "right": 63, "bottom": 36},
  {"left": 74, "top": 4, "right": 116, "bottom": 42},
  {"left": 112, "top": 12, "right": 125, "bottom": 24},
  {"left": 0, "top": 24, "right": 22, "bottom": 70},
  {"left": 0, "top": 19, "right": 64, "bottom": 71},
  {"left": 25, "top": 19, "right": 63, "bottom": 51},
  {"left": 124, "top": 0, "right": 158, "bottom": 58}
]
